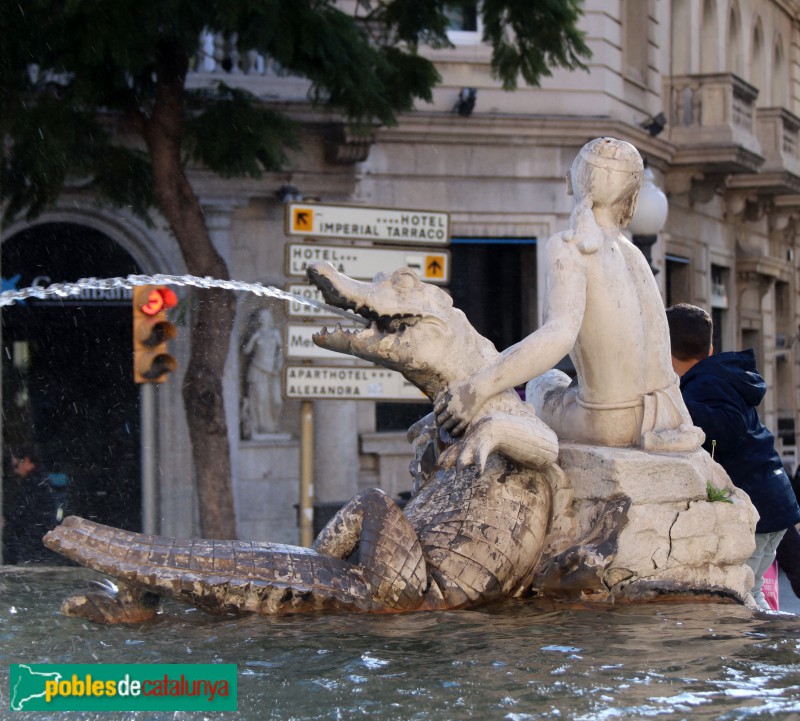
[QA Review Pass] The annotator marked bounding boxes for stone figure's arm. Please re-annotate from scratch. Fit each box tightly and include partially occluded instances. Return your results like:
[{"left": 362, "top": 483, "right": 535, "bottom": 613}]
[{"left": 436, "top": 237, "right": 586, "bottom": 435}]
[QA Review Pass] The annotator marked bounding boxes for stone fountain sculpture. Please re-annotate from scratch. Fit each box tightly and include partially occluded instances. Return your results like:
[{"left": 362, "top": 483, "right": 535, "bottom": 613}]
[
  {"left": 44, "top": 138, "right": 757, "bottom": 624},
  {"left": 435, "top": 137, "right": 758, "bottom": 602}
]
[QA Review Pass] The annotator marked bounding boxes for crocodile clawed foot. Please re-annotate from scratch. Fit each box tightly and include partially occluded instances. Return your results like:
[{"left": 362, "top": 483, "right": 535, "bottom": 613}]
[{"left": 61, "top": 579, "right": 160, "bottom": 625}]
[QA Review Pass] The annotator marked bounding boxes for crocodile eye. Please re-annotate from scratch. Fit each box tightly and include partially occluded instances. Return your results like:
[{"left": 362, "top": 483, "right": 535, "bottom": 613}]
[{"left": 391, "top": 269, "right": 418, "bottom": 290}]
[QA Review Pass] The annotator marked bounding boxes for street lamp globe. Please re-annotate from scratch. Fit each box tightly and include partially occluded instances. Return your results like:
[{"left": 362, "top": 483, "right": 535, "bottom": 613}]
[{"left": 629, "top": 165, "right": 668, "bottom": 274}]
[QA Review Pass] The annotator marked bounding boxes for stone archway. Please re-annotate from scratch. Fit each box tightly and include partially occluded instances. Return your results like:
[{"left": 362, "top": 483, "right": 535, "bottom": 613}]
[{"left": 2, "top": 222, "right": 144, "bottom": 541}]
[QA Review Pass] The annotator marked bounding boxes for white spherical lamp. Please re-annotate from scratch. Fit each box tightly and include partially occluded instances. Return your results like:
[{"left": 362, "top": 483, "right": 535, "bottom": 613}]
[{"left": 629, "top": 165, "right": 668, "bottom": 274}]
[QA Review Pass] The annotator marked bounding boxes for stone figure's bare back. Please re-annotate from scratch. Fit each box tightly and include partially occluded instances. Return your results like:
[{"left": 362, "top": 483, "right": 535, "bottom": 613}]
[{"left": 567, "top": 230, "right": 675, "bottom": 406}]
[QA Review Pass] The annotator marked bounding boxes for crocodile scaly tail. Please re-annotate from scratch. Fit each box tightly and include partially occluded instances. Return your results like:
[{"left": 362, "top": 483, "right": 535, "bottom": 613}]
[{"left": 44, "top": 516, "right": 406, "bottom": 616}]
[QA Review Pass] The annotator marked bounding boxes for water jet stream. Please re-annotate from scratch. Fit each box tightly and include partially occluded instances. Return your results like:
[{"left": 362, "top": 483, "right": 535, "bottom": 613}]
[{"left": 0, "top": 273, "right": 370, "bottom": 326}]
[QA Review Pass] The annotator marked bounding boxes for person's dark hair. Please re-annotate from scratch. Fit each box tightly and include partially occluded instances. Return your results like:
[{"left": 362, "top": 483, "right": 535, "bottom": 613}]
[{"left": 666, "top": 303, "right": 713, "bottom": 361}]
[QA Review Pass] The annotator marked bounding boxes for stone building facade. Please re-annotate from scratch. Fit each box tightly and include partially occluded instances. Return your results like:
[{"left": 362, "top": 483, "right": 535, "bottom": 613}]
[{"left": 3, "top": 0, "right": 800, "bottom": 544}]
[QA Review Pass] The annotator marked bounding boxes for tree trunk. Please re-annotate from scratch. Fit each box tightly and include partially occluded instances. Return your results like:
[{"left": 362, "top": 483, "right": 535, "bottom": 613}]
[{"left": 141, "top": 41, "right": 237, "bottom": 539}]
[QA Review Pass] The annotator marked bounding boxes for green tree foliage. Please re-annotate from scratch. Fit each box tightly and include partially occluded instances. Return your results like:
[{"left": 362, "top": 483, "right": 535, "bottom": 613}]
[{"left": 0, "top": 0, "right": 590, "bottom": 537}]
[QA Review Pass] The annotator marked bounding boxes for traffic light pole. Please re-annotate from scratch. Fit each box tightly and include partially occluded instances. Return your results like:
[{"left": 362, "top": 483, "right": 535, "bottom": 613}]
[
  {"left": 140, "top": 383, "right": 157, "bottom": 535},
  {"left": 132, "top": 285, "right": 178, "bottom": 536}
]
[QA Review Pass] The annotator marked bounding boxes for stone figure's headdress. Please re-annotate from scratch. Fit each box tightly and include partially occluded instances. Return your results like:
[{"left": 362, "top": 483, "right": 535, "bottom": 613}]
[{"left": 579, "top": 137, "right": 644, "bottom": 174}]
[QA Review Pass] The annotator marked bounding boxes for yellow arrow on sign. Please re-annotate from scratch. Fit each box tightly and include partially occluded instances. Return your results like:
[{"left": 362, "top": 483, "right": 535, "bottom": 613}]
[
  {"left": 292, "top": 207, "right": 314, "bottom": 232},
  {"left": 424, "top": 255, "right": 446, "bottom": 279}
]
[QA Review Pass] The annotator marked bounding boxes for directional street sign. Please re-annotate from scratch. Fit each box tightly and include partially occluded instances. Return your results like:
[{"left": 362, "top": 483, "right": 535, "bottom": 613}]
[
  {"left": 286, "top": 202, "right": 450, "bottom": 245},
  {"left": 282, "top": 202, "right": 449, "bottom": 404},
  {"left": 284, "top": 365, "right": 427, "bottom": 401},
  {"left": 284, "top": 323, "right": 366, "bottom": 360},
  {"left": 286, "top": 284, "right": 340, "bottom": 319},
  {"left": 286, "top": 243, "right": 450, "bottom": 284}
]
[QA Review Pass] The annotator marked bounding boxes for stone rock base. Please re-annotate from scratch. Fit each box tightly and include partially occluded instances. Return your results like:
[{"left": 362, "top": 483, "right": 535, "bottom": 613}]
[{"left": 536, "top": 443, "right": 758, "bottom": 603}]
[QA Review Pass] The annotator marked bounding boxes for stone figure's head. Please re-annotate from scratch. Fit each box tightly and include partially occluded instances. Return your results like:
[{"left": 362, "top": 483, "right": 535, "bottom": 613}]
[{"left": 567, "top": 137, "right": 643, "bottom": 228}]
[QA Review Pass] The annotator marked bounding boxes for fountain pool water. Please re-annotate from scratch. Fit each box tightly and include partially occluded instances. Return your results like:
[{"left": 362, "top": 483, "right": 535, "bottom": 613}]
[
  {"left": 2, "top": 272, "right": 800, "bottom": 718},
  {"left": 1, "top": 567, "right": 799, "bottom": 720}
]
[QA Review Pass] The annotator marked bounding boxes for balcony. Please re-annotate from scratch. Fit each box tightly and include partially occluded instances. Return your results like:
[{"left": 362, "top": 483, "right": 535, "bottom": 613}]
[
  {"left": 187, "top": 32, "right": 312, "bottom": 100},
  {"left": 727, "top": 107, "right": 800, "bottom": 195},
  {"left": 186, "top": 32, "right": 374, "bottom": 165},
  {"left": 665, "top": 73, "right": 763, "bottom": 174}
]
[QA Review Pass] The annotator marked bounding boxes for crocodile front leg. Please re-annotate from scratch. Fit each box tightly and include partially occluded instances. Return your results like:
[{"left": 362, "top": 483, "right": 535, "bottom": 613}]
[{"left": 313, "top": 489, "right": 431, "bottom": 610}]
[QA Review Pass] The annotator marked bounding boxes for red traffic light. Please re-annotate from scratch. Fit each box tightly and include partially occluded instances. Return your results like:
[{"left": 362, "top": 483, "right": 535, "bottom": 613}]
[
  {"left": 139, "top": 287, "right": 178, "bottom": 316},
  {"left": 133, "top": 285, "right": 179, "bottom": 384}
]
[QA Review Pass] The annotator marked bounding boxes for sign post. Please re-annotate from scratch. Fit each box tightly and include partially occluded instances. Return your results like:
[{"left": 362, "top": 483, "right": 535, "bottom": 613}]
[{"left": 299, "top": 401, "right": 314, "bottom": 547}]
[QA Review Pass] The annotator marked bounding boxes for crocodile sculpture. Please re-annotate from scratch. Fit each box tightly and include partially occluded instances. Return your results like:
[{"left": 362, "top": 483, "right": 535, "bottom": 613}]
[{"left": 44, "top": 261, "right": 592, "bottom": 623}]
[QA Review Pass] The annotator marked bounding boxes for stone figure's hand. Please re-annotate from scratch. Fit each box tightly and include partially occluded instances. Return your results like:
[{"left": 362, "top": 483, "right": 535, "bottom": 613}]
[{"left": 434, "top": 380, "right": 482, "bottom": 437}]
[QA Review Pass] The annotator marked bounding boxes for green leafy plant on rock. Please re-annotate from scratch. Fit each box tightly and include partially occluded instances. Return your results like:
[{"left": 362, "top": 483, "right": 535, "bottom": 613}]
[{"left": 706, "top": 440, "right": 733, "bottom": 503}]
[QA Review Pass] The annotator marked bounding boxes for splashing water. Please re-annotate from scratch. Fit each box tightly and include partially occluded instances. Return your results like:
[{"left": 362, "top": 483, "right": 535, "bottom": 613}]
[{"left": 0, "top": 272, "right": 370, "bottom": 326}]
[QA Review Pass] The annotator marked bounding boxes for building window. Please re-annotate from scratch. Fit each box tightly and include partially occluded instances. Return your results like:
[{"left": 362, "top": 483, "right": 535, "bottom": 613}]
[
  {"left": 775, "top": 280, "right": 791, "bottom": 346},
  {"left": 751, "top": 20, "right": 765, "bottom": 97},
  {"left": 623, "top": 0, "right": 649, "bottom": 86},
  {"left": 775, "top": 281, "right": 792, "bottom": 419},
  {"left": 710, "top": 264, "right": 728, "bottom": 308},
  {"left": 700, "top": 0, "right": 718, "bottom": 73},
  {"left": 773, "top": 39, "right": 788, "bottom": 108},
  {"left": 778, "top": 417, "right": 796, "bottom": 473},
  {"left": 666, "top": 254, "right": 690, "bottom": 307},
  {"left": 711, "top": 264, "right": 729, "bottom": 353},
  {"left": 712, "top": 308, "right": 724, "bottom": 354},
  {"left": 726, "top": 5, "right": 742, "bottom": 76},
  {"left": 446, "top": 2, "right": 481, "bottom": 44}
]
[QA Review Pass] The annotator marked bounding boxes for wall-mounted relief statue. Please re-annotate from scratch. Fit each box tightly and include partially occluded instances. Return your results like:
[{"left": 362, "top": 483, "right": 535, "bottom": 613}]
[{"left": 241, "top": 307, "right": 283, "bottom": 438}]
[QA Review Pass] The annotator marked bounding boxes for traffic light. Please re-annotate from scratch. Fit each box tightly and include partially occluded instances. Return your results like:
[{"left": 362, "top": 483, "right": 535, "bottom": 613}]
[{"left": 132, "top": 285, "right": 178, "bottom": 383}]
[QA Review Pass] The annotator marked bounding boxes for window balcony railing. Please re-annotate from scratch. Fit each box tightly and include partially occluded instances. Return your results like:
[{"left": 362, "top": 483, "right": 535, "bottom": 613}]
[
  {"left": 754, "top": 107, "right": 800, "bottom": 180},
  {"left": 665, "top": 73, "right": 763, "bottom": 173},
  {"left": 187, "top": 32, "right": 311, "bottom": 100}
]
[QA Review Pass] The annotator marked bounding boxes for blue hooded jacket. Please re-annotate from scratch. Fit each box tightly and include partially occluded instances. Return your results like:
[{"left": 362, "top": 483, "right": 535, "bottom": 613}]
[{"left": 680, "top": 349, "right": 800, "bottom": 534}]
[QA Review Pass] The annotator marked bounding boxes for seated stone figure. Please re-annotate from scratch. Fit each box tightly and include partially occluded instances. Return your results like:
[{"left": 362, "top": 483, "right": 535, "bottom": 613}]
[
  {"left": 436, "top": 137, "right": 757, "bottom": 605},
  {"left": 436, "top": 137, "right": 704, "bottom": 452}
]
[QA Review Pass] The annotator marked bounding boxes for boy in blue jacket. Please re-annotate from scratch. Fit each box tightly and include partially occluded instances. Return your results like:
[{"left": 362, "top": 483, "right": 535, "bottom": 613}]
[{"left": 666, "top": 303, "right": 800, "bottom": 609}]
